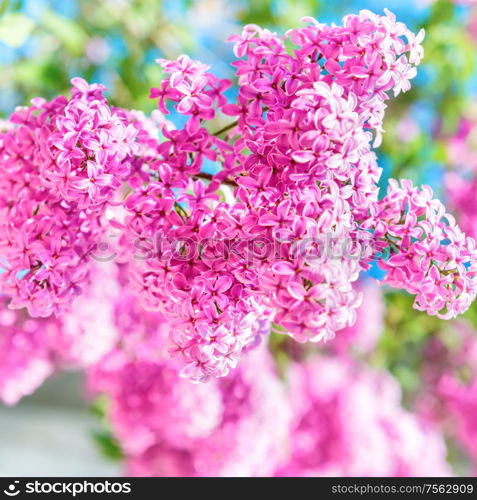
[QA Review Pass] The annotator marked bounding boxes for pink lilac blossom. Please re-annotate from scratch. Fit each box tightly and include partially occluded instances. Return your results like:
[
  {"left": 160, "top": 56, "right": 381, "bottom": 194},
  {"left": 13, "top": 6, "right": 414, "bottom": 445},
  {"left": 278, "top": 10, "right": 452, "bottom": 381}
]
[
  {"left": 0, "top": 300, "right": 54, "bottom": 405},
  {"left": 438, "top": 376, "right": 477, "bottom": 472},
  {"left": 87, "top": 286, "right": 223, "bottom": 457},
  {"left": 445, "top": 118, "right": 477, "bottom": 172},
  {"left": 396, "top": 114, "right": 420, "bottom": 143},
  {"left": 89, "top": 351, "right": 223, "bottom": 458},
  {"left": 0, "top": 78, "right": 137, "bottom": 318},
  {"left": 326, "top": 280, "right": 384, "bottom": 355},
  {"left": 116, "top": 10, "right": 468, "bottom": 382},
  {"left": 89, "top": 331, "right": 290, "bottom": 476},
  {"left": 86, "top": 289, "right": 288, "bottom": 475},
  {"left": 444, "top": 116, "right": 477, "bottom": 239},
  {"left": 189, "top": 348, "right": 290, "bottom": 477},
  {"left": 367, "top": 179, "right": 477, "bottom": 319},
  {"left": 1, "top": 10, "right": 476, "bottom": 384},
  {"left": 445, "top": 173, "right": 477, "bottom": 240},
  {"left": 48, "top": 262, "right": 120, "bottom": 366},
  {"left": 0, "top": 263, "right": 119, "bottom": 405},
  {"left": 80, "top": 268, "right": 452, "bottom": 476},
  {"left": 275, "top": 356, "right": 452, "bottom": 477},
  {"left": 419, "top": 322, "right": 477, "bottom": 471}
]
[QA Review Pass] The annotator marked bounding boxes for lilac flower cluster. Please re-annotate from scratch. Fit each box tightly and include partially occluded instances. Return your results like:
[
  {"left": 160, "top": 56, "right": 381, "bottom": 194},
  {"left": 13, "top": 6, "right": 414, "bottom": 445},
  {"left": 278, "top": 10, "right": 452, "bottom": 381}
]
[
  {"left": 0, "top": 264, "right": 118, "bottom": 405},
  {"left": 419, "top": 322, "right": 477, "bottom": 473},
  {"left": 118, "top": 10, "right": 475, "bottom": 381},
  {"left": 85, "top": 289, "right": 449, "bottom": 477},
  {"left": 0, "top": 10, "right": 475, "bottom": 386},
  {"left": 371, "top": 179, "right": 477, "bottom": 319},
  {"left": 0, "top": 78, "right": 136, "bottom": 317},
  {"left": 276, "top": 356, "right": 451, "bottom": 477}
]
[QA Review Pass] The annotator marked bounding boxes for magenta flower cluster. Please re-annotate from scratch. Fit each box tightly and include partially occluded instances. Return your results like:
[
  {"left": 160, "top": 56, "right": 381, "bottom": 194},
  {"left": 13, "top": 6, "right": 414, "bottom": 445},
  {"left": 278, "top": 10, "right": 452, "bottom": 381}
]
[
  {"left": 119, "top": 10, "right": 475, "bottom": 381},
  {"left": 0, "top": 263, "right": 119, "bottom": 405},
  {"left": 0, "top": 9, "right": 476, "bottom": 386},
  {"left": 86, "top": 290, "right": 449, "bottom": 477},
  {"left": 276, "top": 356, "right": 450, "bottom": 477},
  {"left": 0, "top": 79, "right": 136, "bottom": 317},
  {"left": 418, "top": 321, "right": 477, "bottom": 474},
  {"left": 370, "top": 179, "right": 477, "bottom": 319},
  {"left": 445, "top": 116, "right": 477, "bottom": 241}
]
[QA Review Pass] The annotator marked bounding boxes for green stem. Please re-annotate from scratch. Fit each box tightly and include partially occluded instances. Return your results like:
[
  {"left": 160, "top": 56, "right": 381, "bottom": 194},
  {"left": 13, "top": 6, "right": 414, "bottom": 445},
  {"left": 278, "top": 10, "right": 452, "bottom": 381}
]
[{"left": 211, "top": 120, "right": 238, "bottom": 137}]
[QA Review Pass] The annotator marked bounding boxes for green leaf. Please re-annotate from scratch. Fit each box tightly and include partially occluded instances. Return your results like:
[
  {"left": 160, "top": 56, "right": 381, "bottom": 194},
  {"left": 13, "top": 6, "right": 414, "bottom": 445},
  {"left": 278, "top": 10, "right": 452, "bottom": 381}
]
[
  {"left": 89, "top": 395, "right": 108, "bottom": 419},
  {"left": 0, "top": 12, "right": 34, "bottom": 48},
  {"left": 433, "top": 141, "right": 448, "bottom": 163},
  {"left": 92, "top": 430, "right": 123, "bottom": 461},
  {"left": 0, "top": 0, "right": 9, "bottom": 16}
]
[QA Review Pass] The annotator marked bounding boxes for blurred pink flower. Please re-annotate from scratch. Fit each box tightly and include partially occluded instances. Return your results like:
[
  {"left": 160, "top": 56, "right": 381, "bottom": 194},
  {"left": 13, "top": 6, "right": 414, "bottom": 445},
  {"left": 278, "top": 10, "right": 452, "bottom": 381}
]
[
  {"left": 276, "top": 356, "right": 451, "bottom": 477},
  {"left": 0, "top": 263, "right": 119, "bottom": 405},
  {"left": 327, "top": 280, "right": 384, "bottom": 356},
  {"left": 419, "top": 321, "right": 477, "bottom": 472},
  {"left": 85, "top": 37, "right": 110, "bottom": 65},
  {"left": 90, "top": 345, "right": 290, "bottom": 476},
  {"left": 396, "top": 114, "right": 420, "bottom": 143}
]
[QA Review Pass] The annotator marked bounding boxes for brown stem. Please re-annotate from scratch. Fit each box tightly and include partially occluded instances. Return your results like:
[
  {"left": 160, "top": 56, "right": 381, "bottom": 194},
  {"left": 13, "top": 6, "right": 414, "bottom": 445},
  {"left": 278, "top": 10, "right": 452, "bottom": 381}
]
[
  {"left": 193, "top": 172, "right": 237, "bottom": 187},
  {"left": 174, "top": 202, "right": 188, "bottom": 220},
  {"left": 384, "top": 234, "right": 401, "bottom": 253},
  {"left": 211, "top": 120, "right": 238, "bottom": 137}
]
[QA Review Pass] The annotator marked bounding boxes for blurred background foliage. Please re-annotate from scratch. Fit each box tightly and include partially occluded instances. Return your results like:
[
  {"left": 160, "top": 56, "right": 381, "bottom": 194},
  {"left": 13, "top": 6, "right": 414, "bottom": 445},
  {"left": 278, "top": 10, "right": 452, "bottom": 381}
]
[{"left": 2, "top": 0, "right": 477, "bottom": 430}]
